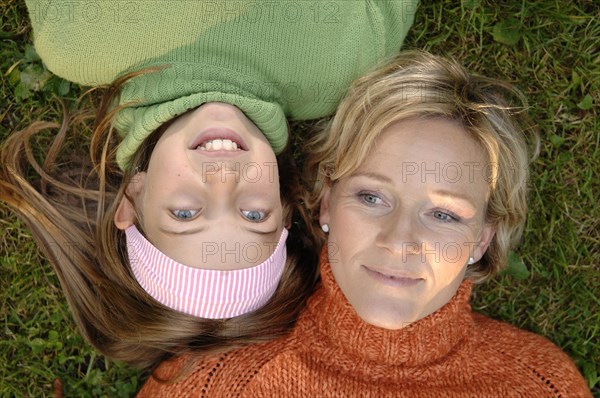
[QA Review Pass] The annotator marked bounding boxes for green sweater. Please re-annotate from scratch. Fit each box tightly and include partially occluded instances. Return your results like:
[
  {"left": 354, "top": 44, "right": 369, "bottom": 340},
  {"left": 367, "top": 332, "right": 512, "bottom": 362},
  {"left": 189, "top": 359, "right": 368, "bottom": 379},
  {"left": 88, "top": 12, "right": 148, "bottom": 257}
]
[{"left": 26, "top": 0, "right": 418, "bottom": 169}]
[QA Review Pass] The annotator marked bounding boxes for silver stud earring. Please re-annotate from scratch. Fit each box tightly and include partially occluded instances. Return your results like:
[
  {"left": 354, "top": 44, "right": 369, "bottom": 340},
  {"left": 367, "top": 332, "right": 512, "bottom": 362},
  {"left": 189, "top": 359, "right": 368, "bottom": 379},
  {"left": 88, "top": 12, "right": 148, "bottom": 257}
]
[
  {"left": 468, "top": 257, "right": 475, "bottom": 265},
  {"left": 321, "top": 224, "right": 329, "bottom": 233}
]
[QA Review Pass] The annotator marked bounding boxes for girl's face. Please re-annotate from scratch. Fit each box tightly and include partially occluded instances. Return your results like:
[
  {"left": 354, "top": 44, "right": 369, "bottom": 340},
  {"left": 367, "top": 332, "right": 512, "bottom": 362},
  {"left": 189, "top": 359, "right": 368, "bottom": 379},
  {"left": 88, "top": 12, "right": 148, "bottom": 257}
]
[
  {"left": 319, "top": 118, "right": 496, "bottom": 329},
  {"left": 116, "top": 102, "right": 284, "bottom": 270}
]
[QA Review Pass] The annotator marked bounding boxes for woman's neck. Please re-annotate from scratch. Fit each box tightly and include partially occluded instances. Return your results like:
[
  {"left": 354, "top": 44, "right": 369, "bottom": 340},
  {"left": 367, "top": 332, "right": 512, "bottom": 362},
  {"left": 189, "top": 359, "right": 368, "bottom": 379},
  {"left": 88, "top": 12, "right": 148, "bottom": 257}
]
[{"left": 296, "top": 250, "right": 475, "bottom": 367}]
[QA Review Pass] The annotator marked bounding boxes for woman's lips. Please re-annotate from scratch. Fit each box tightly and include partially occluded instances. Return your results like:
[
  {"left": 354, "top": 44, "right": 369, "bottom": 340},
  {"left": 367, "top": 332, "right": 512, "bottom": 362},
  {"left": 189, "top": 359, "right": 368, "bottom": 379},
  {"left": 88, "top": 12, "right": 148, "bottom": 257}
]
[{"left": 362, "top": 265, "right": 424, "bottom": 288}]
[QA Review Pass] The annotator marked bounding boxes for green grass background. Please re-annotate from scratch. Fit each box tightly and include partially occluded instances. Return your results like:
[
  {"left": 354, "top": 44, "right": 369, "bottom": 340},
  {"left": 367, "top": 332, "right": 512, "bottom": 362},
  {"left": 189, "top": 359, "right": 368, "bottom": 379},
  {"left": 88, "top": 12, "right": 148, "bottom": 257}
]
[{"left": 1, "top": 0, "right": 598, "bottom": 396}]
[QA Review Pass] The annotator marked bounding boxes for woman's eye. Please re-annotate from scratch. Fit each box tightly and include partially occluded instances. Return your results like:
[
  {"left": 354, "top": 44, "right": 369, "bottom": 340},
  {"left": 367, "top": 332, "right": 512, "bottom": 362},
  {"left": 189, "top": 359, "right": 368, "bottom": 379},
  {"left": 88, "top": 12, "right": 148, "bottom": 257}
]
[
  {"left": 171, "top": 209, "right": 199, "bottom": 220},
  {"left": 432, "top": 210, "right": 458, "bottom": 222},
  {"left": 359, "top": 193, "right": 383, "bottom": 206},
  {"left": 242, "top": 210, "right": 266, "bottom": 222}
]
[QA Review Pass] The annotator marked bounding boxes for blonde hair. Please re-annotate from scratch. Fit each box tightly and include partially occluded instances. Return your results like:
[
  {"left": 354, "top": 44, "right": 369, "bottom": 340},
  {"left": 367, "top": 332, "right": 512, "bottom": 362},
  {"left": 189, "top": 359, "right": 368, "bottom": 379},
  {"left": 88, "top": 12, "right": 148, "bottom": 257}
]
[
  {"left": 305, "top": 51, "right": 539, "bottom": 282},
  {"left": 0, "top": 73, "right": 319, "bottom": 370}
]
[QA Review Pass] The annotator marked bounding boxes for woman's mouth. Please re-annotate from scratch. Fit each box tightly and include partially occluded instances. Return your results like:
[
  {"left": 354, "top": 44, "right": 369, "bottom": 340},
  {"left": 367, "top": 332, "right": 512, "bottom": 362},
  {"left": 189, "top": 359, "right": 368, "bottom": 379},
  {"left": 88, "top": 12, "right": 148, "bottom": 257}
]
[{"left": 362, "top": 265, "right": 424, "bottom": 288}]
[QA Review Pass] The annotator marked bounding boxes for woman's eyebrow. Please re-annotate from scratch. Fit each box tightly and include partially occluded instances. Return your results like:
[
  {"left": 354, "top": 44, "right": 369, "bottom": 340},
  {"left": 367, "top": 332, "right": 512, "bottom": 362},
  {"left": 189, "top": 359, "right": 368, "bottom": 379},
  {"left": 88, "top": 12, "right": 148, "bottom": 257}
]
[
  {"left": 430, "top": 190, "right": 477, "bottom": 210},
  {"left": 349, "top": 172, "right": 394, "bottom": 185}
]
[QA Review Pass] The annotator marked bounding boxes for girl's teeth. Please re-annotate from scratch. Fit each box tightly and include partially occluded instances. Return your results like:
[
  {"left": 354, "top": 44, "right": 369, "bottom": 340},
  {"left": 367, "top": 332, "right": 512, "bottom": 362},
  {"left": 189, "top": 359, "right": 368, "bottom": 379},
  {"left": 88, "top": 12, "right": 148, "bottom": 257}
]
[{"left": 199, "top": 139, "right": 241, "bottom": 151}]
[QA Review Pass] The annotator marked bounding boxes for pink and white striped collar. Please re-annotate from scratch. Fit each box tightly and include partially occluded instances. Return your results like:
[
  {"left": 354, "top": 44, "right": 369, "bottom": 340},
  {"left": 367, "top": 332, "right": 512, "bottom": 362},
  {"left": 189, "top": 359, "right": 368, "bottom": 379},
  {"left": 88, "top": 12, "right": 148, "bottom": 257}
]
[{"left": 125, "top": 226, "right": 288, "bottom": 319}]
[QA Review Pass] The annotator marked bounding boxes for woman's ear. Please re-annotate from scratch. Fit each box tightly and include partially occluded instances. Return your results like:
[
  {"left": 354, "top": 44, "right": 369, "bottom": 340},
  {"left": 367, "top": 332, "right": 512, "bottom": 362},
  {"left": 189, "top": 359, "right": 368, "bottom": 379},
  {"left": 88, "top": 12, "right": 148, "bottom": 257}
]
[
  {"left": 319, "top": 185, "right": 332, "bottom": 228},
  {"left": 472, "top": 223, "right": 496, "bottom": 262},
  {"left": 114, "top": 172, "right": 146, "bottom": 230}
]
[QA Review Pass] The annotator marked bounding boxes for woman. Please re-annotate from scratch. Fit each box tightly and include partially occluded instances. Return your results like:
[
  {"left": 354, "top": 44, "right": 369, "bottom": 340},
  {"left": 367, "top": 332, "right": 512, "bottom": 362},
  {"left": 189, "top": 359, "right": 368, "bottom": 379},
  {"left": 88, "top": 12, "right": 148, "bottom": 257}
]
[
  {"left": 0, "top": 0, "right": 418, "bottom": 368},
  {"left": 138, "top": 51, "right": 591, "bottom": 396}
]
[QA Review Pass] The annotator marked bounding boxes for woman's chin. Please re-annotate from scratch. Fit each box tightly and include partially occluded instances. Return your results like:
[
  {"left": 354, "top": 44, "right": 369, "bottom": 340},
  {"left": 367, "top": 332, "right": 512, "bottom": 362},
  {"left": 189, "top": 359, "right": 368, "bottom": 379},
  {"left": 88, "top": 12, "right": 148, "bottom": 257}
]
[{"left": 354, "top": 303, "right": 418, "bottom": 330}]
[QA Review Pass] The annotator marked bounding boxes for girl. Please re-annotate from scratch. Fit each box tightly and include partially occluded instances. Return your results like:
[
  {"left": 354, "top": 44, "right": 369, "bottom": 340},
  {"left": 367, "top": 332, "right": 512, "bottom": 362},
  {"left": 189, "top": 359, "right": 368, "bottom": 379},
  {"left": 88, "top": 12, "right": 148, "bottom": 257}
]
[{"left": 1, "top": 0, "right": 418, "bottom": 368}]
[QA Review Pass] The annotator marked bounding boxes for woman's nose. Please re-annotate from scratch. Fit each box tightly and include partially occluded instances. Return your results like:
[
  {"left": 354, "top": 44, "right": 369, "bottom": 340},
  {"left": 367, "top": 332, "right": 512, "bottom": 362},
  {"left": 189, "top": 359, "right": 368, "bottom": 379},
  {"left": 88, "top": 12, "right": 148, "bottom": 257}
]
[{"left": 375, "top": 211, "right": 421, "bottom": 257}]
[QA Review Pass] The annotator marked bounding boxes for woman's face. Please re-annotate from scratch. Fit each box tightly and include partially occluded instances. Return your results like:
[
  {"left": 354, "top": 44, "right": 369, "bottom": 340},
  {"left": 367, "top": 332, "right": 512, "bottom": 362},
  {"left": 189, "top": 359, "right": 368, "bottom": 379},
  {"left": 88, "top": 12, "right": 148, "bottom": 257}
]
[
  {"left": 116, "top": 102, "right": 284, "bottom": 270},
  {"left": 320, "top": 118, "right": 495, "bottom": 329}
]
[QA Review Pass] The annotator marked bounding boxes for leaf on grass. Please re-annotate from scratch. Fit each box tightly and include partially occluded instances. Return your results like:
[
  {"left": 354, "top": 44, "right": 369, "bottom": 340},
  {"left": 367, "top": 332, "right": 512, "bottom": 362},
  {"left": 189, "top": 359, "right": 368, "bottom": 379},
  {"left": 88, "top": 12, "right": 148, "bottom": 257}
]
[
  {"left": 492, "top": 19, "right": 521, "bottom": 46},
  {"left": 4, "top": 60, "right": 22, "bottom": 77},
  {"left": 44, "top": 76, "right": 71, "bottom": 96},
  {"left": 577, "top": 94, "right": 593, "bottom": 110},
  {"left": 20, "top": 63, "right": 52, "bottom": 92},
  {"left": 505, "top": 251, "right": 530, "bottom": 280},
  {"left": 571, "top": 70, "right": 581, "bottom": 85},
  {"left": 14, "top": 82, "right": 31, "bottom": 101},
  {"left": 57, "top": 79, "right": 70, "bottom": 96},
  {"left": 462, "top": 0, "right": 481, "bottom": 9},
  {"left": 7, "top": 67, "right": 21, "bottom": 85},
  {"left": 582, "top": 361, "right": 598, "bottom": 389},
  {"left": 29, "top": 337, "right": 46, "bottom": 354},
  {"left": 550, "top": 134, "right": 565, "bottom": 148},
  {"left": 48, "top": 330, "right": 59, "bottom": 341},
  {"left": 557, "top": 151, "right": 573, "bottom": 165},
  {"left": 58, "top": 352, "right": 69, "bottom": 365},
  {"left": 86, "top": 368, "right": 104, "bottom": 385},
  {"left": 24, "top": 44, "right": 41, "bottom": 62}
]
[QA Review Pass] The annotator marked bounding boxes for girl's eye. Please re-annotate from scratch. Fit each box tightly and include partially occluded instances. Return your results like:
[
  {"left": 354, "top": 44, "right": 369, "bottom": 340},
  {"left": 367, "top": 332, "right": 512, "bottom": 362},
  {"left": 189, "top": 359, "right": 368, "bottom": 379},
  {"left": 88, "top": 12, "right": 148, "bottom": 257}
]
[
  {"left": 242, "top": 210, "right": 266, "bottom": 222},
  {"left": 171, "top": 209, "right": 199, "bottom": 220},
  {"left": 359, "top": 193, "right": 383, "bottom": 206},
  {"left": 432, "top": 210, "right": 458, "bottom": 222}
]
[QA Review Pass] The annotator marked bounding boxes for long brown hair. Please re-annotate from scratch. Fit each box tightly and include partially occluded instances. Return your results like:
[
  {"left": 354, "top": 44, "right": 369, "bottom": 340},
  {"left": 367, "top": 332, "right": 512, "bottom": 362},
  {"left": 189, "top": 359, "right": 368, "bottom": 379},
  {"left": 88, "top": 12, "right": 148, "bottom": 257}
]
[{"left": 0, "top": 72, "right": 319, "bottom": 370}]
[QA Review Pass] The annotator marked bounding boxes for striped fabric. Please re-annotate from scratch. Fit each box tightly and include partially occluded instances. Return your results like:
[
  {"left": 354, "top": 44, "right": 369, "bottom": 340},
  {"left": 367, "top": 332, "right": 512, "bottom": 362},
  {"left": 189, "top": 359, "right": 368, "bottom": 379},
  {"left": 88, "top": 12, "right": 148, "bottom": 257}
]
[{"left": 125, "top": 226, "right": 288, "bottom": 319}]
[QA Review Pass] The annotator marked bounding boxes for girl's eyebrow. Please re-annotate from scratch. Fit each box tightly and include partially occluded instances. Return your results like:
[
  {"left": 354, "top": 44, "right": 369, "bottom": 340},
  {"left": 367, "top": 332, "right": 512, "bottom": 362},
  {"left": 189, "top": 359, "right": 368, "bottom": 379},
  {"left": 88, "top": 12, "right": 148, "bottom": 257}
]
[
  {"left": 158, "top": 225, "right": 207, "bottom": 236},
  {"left": 242, "top": 225, "right": 278, "bottom": 235},
  {"left": 158, "top": 224, "right": 276, "bottom": 236}
]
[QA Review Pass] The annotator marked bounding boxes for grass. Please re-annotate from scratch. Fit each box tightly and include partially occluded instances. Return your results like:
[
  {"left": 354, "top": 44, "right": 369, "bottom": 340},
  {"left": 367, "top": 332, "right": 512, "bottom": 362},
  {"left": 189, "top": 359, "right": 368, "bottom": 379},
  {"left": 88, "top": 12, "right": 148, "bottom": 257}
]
[{"left": 1, "top": 0, "right": 598, "bottom": 396}]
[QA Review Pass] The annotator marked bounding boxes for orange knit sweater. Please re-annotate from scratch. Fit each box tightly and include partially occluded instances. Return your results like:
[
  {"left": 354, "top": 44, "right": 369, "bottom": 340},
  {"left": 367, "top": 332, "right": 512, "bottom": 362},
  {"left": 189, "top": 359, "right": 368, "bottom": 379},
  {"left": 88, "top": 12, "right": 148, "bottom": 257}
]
[{"left": 138, "top": 253, "right": 591, "bottom": 397}]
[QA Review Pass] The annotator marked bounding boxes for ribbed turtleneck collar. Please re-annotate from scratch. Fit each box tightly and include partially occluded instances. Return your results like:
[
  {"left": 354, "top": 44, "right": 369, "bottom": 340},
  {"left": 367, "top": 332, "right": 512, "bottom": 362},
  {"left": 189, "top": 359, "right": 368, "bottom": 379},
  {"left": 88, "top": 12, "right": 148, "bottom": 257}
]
[{"left": 299, "top": 249, "right": 475, "bottom": 368}]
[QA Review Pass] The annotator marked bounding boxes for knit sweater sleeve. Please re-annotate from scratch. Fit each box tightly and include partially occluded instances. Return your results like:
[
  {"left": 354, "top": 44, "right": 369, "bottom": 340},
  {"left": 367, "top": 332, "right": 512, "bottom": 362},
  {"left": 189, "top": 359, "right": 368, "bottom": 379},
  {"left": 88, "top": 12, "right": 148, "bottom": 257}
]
[
  {"left": 473, "top": 313, "right": 592, "bottom": 397},
  {"left": 24, "top": 0, "right": 419, "bottom": 99},
  {"left": 137, "top": 340, "right": 288, "bottom": 397},
  {"left": 137, "top": 354, "right": 234, "bottom": 397},
  {"left": 25, "top": 0, "right": 149, "bottom": 85},
  {"left": 375, "top": 0, "right": 420, "bottom": 56}
]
